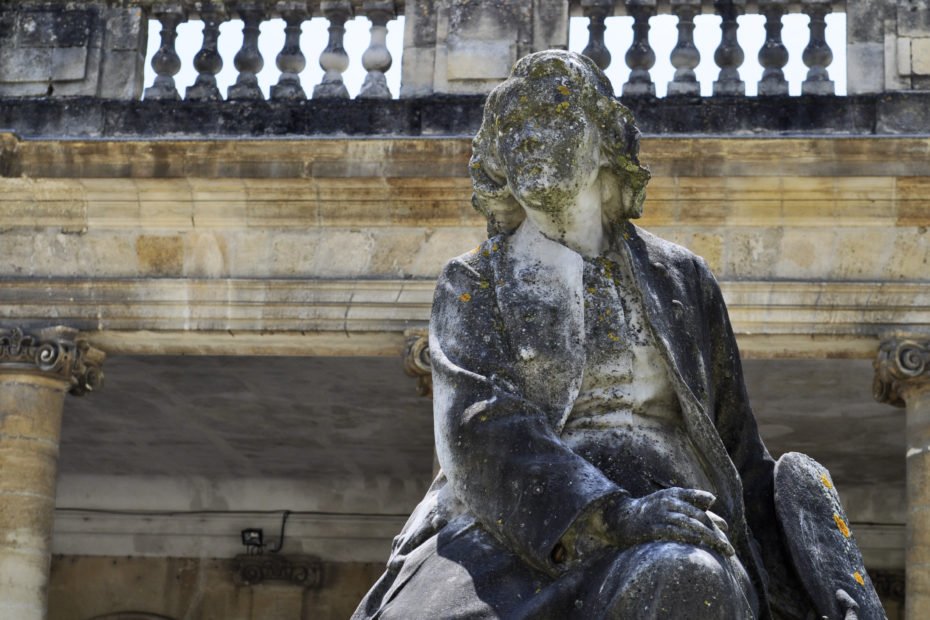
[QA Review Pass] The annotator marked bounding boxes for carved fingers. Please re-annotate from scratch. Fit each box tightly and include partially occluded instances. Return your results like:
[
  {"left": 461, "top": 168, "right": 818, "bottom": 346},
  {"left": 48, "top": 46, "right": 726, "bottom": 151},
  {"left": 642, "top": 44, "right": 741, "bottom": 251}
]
[
  {"left": 607, "top": 487, "right": 735, "bottom": 556},
  {"left": 836, "top": 589, "right": 860, "bottom": 620}
]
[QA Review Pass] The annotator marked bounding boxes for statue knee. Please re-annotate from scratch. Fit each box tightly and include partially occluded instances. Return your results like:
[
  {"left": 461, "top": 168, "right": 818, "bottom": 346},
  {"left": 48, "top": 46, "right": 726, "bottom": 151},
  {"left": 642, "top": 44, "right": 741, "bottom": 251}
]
[{"left": 603, "top": 543, "right": 755, "bottom": 619}]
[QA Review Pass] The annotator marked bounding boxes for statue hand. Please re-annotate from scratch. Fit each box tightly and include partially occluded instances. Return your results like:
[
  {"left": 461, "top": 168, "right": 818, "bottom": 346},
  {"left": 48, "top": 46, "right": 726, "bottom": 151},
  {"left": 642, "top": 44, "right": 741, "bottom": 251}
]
[
  {"left": 836, "top": 589, "right": 860, "bottom": 620},
  {"left": 605, "top": 488, "right": 735, "bottom": 557}
]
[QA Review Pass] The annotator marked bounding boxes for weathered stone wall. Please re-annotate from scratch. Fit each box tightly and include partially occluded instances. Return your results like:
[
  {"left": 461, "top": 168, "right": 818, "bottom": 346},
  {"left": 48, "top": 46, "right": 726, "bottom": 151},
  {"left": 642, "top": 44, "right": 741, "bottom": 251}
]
[
  {"left": 0, "top": 134, "right": 926, "bottom": 358},
  {"left": 48, "top": 556, "right": 382, "bottom": 620},
  {"left": 0, "top": 2, "right": 145, "bottom": 98}
]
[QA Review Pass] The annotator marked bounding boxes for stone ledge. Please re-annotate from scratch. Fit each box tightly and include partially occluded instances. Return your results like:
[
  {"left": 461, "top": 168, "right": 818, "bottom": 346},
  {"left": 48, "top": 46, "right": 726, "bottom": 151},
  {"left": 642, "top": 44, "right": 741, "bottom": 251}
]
[
  {"left": 1, "top": 173, "right": 923, "bottom": 230},
  {"left": 1, "top": 278, "right": 926, "bottom": 357},
  {"left": 3, "top": 134, "right": 929, "bottom": 181},
  {"left": 52, "top": 508, "right": 406, "bottom": 562},
  {"left": 2, "top": 93, "right": 930, "bottom": 138}
]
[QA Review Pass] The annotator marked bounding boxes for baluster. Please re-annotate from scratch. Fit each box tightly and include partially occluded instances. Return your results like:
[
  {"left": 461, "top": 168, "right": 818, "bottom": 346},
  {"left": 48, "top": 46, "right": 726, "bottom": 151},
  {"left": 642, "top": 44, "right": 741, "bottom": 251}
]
[
  {"left": 622, "top": 0, "right": 656, "bottom": 96},
  {"left": 358, "top": 0, "right": 395, "bottom": 99},
  {"left": 757, "top": 0, "right": 788, "bottom": 95},
  {"left": 271, "top": 1, "right": 308, "bottom": 100},
  {"left": 227, "top": 3, "right": 265, "bottom": 101},
  {"left": 712, "top": 0, "right": 746, "bottom": 96},
  {"left": 314, "top": 0, "right": 352, "bottom": 99},
  {"left": 801, "top": 0, "right": 835, "bottom": 95},
  {"left": 581, "top": 0, "right": 613, "bottom": 71},
  {"left": 144, "top": 5, "right": 186, "bottom": 100},
  {"left": 186, "top": 3, "right": 226, "bottom": 101},
  {"left": 667, "top": 0, "right": 701, "bottom": 96}
]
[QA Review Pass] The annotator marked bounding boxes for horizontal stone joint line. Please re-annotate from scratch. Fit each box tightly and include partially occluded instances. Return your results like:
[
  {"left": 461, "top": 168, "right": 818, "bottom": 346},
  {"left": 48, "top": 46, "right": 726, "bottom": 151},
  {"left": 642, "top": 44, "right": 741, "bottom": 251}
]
[{"left": 0, "top": 489, "right": 56, "bottom": 501}]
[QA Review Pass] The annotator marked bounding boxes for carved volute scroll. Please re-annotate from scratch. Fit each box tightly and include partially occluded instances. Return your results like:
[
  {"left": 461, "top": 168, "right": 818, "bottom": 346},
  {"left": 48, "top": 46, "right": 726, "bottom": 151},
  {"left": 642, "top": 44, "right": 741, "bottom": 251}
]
[
  {"left": 874, "top": 339, "right": 930, "bottom": 408},
  {"left": 186, "top": 3, "right": 227, "bottom": 101},
  {"left": 227, "top": 2, "right": 266, "bottom": 101},
  {"left": 314, "top": 0, "right": 352, "bottom": 99},
  {"left": 0, "top": 326, "right": 105, "bottom": 396},
  {"left": 667, "top": 0, "right": 701, "bottom": 96},
  {"left": 712, "top": 0, "right": 746, "bottom": 96},
  {"left": 357, "top": 0, "right": 395, "bottom": 99},
  {"left": 144, "top": 4, "right": 186, "bottom": 101},
  {"left": 800, "top": 0, "right": 835, "bottom": 95},
  {"left": 757, "top": 0, "right": 789, "bottom": 95},
  {"left": 622, "top": 0, "right": 657, "bottom": 96},
  {"left": 581, "top": 0, "right": 613, "bottom": 71},
  {"left": 271, "top": 1, "right": 309, "bottom": 100},
  {"left": 403, "top": 329, "right": 432, "bottom": 397}
]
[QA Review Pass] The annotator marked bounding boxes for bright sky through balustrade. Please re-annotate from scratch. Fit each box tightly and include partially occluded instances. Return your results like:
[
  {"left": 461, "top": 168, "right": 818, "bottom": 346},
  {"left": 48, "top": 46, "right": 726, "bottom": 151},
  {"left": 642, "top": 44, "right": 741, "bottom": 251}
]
[{"left": 144, "top": 13, "right": 846, "bottom": 99}]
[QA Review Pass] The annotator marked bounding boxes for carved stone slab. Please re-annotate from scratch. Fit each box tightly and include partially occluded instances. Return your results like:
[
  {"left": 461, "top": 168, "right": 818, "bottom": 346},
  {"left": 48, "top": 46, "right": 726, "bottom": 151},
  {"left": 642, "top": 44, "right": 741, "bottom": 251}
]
[{"left": 774, "top": 452, "right": 886, "bottom": 620}]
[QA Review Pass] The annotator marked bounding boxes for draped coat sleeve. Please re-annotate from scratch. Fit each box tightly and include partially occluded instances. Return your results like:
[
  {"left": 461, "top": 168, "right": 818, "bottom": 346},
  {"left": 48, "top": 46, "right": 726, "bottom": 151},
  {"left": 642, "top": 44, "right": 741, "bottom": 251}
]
[{"left": 429, "top": 240, "right": 628, "bottom": 574}]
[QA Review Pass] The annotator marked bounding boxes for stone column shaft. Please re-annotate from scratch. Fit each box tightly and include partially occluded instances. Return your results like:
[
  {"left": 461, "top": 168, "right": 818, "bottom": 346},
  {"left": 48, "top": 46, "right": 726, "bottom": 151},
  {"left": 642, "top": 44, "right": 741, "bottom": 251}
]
[
  {"left": 0, "top": 327, "right": 103, "bottom": 620},
  {"left": 875, "top": 338, "right": 930, "bottom": 620}
]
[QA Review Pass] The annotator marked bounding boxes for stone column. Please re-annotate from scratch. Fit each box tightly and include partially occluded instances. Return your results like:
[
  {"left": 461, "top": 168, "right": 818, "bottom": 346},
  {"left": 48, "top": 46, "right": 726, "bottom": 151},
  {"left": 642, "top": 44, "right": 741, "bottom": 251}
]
[
  {"left": 0, "top": 327, "right": 104, "bottom": 619},
  {"left": 874, "top": 338, "right": 930, "bottom": 620}
]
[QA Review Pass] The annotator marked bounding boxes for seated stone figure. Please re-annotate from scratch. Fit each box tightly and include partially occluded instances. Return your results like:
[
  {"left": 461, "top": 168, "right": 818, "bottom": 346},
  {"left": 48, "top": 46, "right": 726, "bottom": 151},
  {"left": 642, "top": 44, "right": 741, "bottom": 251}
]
[{"left": 353, "top": 51, "right": 879, "bottom": 620}]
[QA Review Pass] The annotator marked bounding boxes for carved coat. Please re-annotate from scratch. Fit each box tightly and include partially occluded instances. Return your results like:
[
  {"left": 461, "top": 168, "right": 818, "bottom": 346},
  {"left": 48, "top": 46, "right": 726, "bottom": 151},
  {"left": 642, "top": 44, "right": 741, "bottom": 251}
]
[{"left": 353, "top": 220, "right": 806, "bottom": 620}]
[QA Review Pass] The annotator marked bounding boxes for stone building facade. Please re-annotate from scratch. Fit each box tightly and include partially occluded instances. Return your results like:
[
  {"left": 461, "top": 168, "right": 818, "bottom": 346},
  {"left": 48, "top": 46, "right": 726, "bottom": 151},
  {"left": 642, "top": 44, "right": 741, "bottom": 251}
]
[{"left": 0, "top": 0, "right": 928, "bottom": 619}]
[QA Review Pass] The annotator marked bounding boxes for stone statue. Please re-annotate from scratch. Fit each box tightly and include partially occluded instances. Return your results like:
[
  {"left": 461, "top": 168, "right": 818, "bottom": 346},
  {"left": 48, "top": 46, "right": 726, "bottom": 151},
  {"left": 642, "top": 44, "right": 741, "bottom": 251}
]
[{"left": 353, "top": 50, "right": 884, "bottom": 620}]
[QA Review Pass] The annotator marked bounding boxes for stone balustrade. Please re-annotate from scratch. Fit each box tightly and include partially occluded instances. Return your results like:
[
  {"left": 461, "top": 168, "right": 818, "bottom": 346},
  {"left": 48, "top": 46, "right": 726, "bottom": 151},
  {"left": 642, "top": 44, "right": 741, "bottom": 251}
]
[
  {"left": 3, "top": 0, "right": 929, "bottom": 101},
  {"left": 575, "top": 0, "right": 843, "bottom": 97},
  {"left": 144, "top": 0, "right": 402, "bottom": 101}
]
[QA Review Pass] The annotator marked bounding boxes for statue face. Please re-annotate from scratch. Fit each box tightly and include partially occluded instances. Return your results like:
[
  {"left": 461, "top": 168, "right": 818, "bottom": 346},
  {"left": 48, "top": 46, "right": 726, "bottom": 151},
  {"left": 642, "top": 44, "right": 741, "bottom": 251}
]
[{"left": 495, "top": 80, "right": 601, "bottom": 215}]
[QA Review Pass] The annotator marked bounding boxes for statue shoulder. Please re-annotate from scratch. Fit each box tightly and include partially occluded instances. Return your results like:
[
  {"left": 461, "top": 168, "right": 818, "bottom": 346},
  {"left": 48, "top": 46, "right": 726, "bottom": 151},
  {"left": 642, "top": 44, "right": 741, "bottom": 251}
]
[
  {"left": 438, "top": 234, "right": 508, "bottom": 283},
  {"left": 630, "top": 224, "right": 716, "bottom": 281}
]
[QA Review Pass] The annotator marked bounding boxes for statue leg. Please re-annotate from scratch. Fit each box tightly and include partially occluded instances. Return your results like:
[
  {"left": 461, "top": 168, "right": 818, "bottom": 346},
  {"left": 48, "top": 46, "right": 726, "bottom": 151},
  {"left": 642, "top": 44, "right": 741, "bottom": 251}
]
[{"left": 585, "top": 541, "right": 759, "bottom": 619}]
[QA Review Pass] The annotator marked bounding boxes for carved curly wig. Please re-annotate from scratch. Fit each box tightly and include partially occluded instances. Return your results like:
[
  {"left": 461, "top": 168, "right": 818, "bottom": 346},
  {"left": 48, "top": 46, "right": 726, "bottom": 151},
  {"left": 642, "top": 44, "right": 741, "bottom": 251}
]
[{"left": 469, "top": 50, "right": 651, "bottom": 236}]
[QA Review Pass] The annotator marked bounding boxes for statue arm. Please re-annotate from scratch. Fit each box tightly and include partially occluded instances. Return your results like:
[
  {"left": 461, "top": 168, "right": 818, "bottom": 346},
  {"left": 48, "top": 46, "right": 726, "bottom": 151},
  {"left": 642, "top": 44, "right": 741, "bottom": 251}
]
[{"left": 429, "top": 253, "right": 627, "bottom": 575}]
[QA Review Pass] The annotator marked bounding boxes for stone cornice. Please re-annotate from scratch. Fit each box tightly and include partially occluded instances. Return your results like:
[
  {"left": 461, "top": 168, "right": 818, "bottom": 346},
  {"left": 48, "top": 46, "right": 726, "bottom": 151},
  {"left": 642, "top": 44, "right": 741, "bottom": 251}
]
[
  {"left": 3, "top": 134, "right": 930, "bottom": 181},
  {"left": 0, "top": 326, "right": 105, "bottom": 395},
  {"left": 874, "top": 338, "right": 930, "bottom": 408},
  {"left": 3, "top": 94, "right": 930, "bottom": 140},
  {"left": 0, "top": 278, "right": 926, "bottom": 358}
]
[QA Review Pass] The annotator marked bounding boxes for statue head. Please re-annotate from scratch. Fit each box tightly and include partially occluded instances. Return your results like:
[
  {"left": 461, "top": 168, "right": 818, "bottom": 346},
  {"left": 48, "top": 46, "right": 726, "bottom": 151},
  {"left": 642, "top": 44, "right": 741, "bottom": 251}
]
[{"left": 470, "top": 50, "right": 651, "bottom": 236}]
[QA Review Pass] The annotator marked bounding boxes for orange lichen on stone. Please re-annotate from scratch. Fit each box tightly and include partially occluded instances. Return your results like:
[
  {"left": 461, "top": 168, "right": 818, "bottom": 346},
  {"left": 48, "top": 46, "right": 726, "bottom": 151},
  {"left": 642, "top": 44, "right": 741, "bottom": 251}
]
[
  {"left": 833, "top": 513, "right": 851, "bottom": 538},
  {"left": 821, "top": 474, "right": 833, "bottom": 489},
  {"left": 556, "top": 84, "right": 570, "bottom": 96},
  {"left": 459, "top": 292, "right": 472, "bottom": 303},
  {"left": 854, "top": 571, "right": 865, "bottom": 586}
]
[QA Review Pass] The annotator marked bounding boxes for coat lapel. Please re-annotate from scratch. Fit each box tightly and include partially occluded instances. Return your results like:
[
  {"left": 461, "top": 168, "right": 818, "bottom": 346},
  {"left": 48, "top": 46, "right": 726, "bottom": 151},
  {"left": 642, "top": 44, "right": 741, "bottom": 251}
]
[{"left": 616, "top": 222, "right": 744, "bottom": 528}]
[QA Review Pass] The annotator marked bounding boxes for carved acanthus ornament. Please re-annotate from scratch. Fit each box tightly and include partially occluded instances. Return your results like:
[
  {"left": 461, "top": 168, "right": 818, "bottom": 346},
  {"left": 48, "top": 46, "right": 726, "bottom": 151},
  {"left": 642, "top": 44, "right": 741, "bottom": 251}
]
[
  {"left": 0, "top": 327, "right": 105, "bottom": 396},
  {"left": 403, "top": 328, "right": 431, "bottom": 397},
  {"left": 873, "top": 338, "right": 930, "bottom": 408}
]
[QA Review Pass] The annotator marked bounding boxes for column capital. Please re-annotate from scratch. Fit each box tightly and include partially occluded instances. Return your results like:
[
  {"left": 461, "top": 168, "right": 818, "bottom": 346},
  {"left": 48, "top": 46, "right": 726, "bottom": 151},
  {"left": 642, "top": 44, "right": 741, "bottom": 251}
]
[
  {"left": 403, "top": 328, "right": 431, "bottom": 397},
  {"left": 0, "top": 326, "right": 105, "bottom": 396},
  {"left": 873, "top": 338, "right": 930, "bottom": 407}
]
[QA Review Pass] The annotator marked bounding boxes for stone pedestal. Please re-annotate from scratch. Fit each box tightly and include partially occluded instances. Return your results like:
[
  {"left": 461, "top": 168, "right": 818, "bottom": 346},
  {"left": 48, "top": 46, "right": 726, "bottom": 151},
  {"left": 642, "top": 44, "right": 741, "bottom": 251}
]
[
  {"left": 0, "top": 327, "right": 103, "bottom": 619},
  {"left": 874, "top": 338, "right": 930, "bottom": 620}
]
